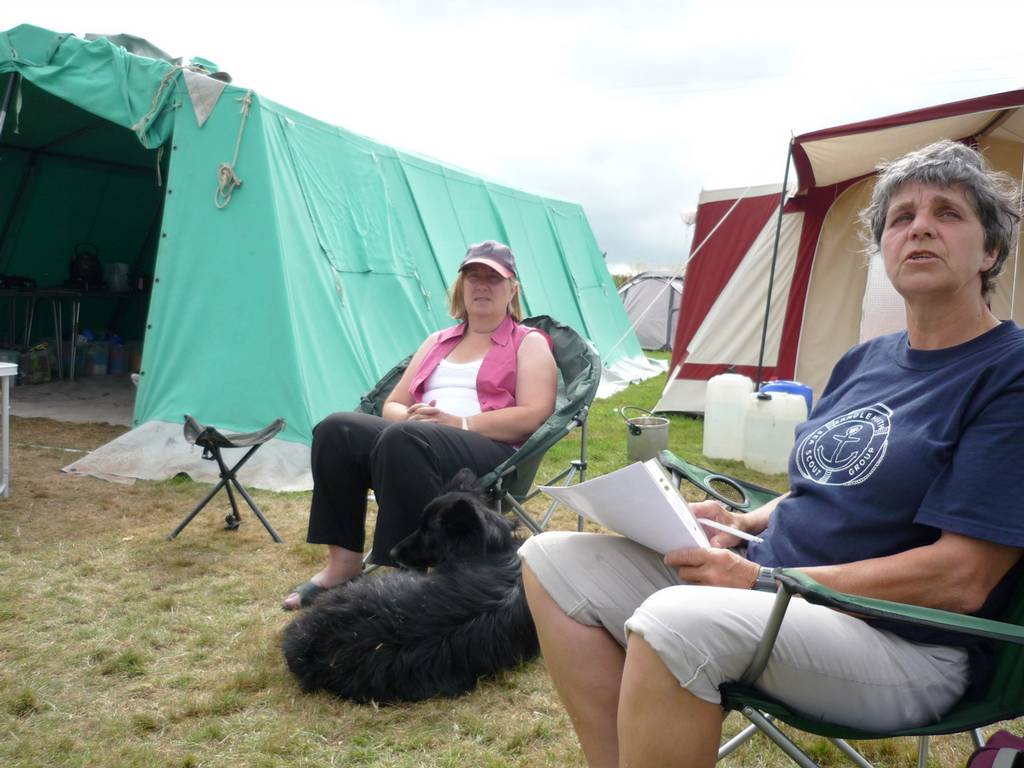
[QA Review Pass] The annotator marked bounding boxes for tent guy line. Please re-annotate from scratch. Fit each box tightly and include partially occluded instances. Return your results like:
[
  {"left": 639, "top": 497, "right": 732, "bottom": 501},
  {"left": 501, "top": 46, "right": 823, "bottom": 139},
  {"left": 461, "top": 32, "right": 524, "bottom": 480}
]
[{"left": 602, "top": 183, "right": 760, "bottom": 363}]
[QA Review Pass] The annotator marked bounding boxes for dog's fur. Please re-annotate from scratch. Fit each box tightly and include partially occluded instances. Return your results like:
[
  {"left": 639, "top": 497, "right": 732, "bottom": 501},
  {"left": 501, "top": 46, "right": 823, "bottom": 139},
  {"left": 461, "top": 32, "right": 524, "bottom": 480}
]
[{"left": 280, "top": 469, "right": 539, "bottom": 703}]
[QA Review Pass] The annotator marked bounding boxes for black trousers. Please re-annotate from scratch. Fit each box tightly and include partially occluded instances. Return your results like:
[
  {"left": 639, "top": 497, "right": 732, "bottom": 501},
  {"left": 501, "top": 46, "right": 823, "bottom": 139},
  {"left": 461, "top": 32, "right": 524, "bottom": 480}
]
[{"left": 306, "top": 411, "right": 516, "bottom": 566}]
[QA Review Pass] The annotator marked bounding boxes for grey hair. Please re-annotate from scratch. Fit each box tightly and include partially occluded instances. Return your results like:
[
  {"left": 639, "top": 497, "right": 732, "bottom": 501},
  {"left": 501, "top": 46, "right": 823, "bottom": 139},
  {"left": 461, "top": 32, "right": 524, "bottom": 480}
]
[{"left": 861, "top": 139, "right": 1021, "bottom": 296}]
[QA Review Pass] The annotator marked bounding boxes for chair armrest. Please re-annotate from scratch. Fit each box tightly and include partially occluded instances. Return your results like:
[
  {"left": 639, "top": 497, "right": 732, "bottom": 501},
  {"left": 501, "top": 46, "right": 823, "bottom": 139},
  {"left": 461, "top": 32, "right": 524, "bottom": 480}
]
[
  {"left": 482, "top": 404, "right": 589, "bottom": 487},
  {"left": 775, "top": 568, "right": 1024, "bottom": 645},
  {"left": 739, "top": 568, "right": 1024, "bottom": 686},
  {"left": 657, "top": 449, "right": 779, "bottom": 512}
]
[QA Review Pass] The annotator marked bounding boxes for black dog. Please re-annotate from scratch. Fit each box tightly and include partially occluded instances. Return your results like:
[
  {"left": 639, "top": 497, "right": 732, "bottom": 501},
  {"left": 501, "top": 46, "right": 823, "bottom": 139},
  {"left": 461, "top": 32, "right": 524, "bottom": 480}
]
[{"left": 280, "top": 469, "right": 539, "bottom": 703}]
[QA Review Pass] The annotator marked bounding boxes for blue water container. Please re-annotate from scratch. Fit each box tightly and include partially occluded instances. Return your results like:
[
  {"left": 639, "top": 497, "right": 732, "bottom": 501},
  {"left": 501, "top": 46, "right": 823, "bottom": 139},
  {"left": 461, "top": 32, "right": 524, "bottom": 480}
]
[
  {"left": 108, "top": 343, "right": 128, "bottom": 374},
  {"left": 759, "top": 380, "right": 813, "bottom": 415}
]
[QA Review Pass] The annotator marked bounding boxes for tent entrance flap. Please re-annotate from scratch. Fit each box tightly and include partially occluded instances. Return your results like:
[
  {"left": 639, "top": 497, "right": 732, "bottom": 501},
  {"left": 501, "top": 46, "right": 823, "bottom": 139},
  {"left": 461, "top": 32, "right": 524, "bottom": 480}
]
[{"left": 0, "top": 76, "right": 166, "bottom": 357}]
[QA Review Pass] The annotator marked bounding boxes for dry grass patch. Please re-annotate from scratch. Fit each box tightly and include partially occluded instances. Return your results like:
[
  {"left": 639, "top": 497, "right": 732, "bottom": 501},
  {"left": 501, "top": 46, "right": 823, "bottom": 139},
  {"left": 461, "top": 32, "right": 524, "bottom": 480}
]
[
  {"left": 0, "top": 415, "right": 1015, "bottom": 767},
  {"left": 0, "top": 417, "right": 582, "bottom": 768}
]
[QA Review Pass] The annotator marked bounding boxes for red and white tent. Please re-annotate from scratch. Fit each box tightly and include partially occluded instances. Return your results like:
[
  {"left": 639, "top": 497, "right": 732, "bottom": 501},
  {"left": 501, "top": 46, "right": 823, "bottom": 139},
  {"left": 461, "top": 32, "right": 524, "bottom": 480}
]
[{"left": 657, "top": 89, "right": 1024, "bottom": 413}]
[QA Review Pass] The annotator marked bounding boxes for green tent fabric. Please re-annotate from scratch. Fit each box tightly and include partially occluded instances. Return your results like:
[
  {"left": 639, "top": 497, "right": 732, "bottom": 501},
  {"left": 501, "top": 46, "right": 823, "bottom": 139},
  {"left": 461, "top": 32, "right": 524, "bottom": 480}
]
[{"left": 0, "top": 25, "right": 646, "bottom": 488}]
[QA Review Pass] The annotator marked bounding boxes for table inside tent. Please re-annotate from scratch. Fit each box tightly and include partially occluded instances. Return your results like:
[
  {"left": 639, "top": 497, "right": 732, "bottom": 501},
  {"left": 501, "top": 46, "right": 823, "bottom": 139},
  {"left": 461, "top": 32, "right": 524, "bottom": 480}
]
[{"left": 0, "top": 288, "right": 149, "bottom": 381}]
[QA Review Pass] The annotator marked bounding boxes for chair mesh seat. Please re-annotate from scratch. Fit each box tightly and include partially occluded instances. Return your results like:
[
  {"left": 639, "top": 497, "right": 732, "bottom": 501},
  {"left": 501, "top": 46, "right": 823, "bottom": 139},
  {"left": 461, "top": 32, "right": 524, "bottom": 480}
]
[{"left": 184, "top": 414, "right": 285, "bottom": 449}]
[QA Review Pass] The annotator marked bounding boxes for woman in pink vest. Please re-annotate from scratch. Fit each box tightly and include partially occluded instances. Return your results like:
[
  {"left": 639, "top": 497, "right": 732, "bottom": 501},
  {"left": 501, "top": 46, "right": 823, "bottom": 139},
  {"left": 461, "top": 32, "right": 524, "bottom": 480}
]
[{"left": 282, "top": 241, "right": 557, "bottom": 610}]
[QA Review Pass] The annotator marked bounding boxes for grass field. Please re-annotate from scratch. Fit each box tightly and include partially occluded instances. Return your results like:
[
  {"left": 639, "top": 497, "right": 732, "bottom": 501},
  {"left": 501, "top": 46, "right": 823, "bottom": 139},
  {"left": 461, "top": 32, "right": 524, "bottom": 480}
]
[{"left": 0, "top": 367, "right": 1015, "bottom": 767}]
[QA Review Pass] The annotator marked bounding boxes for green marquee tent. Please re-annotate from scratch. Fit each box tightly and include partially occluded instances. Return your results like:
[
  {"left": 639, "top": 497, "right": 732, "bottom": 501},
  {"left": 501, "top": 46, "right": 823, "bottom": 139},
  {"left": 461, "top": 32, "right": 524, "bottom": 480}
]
[{"left": 0, "top": 24, "right": 648, "bottom": 489}]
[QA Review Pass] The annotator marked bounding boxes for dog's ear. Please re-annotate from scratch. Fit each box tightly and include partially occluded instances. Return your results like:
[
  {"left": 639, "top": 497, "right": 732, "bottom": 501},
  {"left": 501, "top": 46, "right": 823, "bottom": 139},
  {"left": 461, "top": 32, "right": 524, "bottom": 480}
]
[
  {"left": 440, "top": 497, "right": 482, "bottom": 537},
  {"left": 445, "top": 468, "right": 482, "bottom": 494}
]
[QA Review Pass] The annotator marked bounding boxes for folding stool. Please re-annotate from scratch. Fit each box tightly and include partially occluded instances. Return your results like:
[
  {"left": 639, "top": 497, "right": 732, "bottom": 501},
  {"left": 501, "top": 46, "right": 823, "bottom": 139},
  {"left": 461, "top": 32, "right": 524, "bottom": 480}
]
[{"left": 167, "top": 414, "right": 286, "bottom": 542}]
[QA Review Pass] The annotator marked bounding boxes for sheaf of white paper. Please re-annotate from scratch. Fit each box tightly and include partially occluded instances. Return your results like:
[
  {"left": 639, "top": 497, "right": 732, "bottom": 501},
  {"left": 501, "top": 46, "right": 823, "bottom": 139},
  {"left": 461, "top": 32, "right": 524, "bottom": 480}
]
[{"left": 539, "top": 460, "right": 710, "bottom": 555}]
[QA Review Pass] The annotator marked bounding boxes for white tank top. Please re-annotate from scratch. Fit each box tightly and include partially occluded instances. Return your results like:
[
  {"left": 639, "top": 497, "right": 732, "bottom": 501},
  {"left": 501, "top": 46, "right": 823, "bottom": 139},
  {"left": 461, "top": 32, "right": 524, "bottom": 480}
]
[{"left": 422, "top": 357, "right": 484, "bottom": 417}]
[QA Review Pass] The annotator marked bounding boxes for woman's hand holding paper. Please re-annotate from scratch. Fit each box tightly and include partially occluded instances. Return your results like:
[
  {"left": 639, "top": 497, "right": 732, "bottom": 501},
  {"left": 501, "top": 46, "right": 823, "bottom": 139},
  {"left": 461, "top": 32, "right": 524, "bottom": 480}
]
[{"left": 663, "top": 546, "right": 759, "bottom": 589}]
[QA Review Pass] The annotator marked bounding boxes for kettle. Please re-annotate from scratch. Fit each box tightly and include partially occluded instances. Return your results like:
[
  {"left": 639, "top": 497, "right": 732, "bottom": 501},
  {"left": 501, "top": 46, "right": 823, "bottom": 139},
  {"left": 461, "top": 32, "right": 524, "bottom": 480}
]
[{"left": 68, "top": 242, "right": 104, "bottom": 289}]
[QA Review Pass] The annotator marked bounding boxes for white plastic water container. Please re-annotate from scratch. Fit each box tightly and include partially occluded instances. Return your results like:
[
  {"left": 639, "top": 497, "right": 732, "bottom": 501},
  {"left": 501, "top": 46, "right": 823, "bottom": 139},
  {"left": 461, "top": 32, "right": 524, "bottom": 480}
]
[
  {"left": 702, "top": 373, "right": 754, "bottom": 460},
  {"left": 742, "top": 392, "right": 808, "bottom": 474}
]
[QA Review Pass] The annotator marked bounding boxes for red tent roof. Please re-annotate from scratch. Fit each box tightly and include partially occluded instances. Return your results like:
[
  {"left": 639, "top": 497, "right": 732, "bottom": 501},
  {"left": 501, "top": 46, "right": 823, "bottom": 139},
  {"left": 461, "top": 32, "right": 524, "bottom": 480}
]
[{"left": 792, "top": 88, "right": 1024, "bottom": 189}]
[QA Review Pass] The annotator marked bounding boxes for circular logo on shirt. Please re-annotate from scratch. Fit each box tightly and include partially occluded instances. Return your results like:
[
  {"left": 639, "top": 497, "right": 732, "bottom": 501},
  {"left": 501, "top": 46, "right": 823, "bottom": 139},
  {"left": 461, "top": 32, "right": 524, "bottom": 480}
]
[{"left": 795, "top": 403, "right": 892, "bottom": 486}]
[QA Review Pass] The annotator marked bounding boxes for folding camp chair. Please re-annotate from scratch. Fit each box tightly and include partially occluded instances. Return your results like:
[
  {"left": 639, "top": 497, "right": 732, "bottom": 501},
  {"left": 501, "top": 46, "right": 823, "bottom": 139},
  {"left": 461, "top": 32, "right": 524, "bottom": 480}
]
[
  {"left": 656, "top": 450, "right": 1024, "bottom": 768},
  {"left": 167, "top": 415, "right": 286, "bottom": 542},
  {"left": 357, "top": 314, "right": 602, "bottom": 535},
  {"left": 717, "top": 568, "right": 1024, "bottom": 768}
]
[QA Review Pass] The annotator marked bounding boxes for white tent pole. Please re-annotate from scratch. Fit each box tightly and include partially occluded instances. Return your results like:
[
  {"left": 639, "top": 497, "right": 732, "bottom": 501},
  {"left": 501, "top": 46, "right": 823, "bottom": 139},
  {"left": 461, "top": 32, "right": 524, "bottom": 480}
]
[
  {"left": 1011, "top": 153, "right": 1023, "bottom": 320},
  {"left": 754, "top": 136, "right": 794, "bottom": 389}
]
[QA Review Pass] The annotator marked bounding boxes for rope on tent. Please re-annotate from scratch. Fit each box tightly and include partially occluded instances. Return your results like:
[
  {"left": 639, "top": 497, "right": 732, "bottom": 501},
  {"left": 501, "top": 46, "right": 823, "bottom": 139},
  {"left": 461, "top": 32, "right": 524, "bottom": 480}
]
[
  {"left": 214, "top": 90, "right": 253, "bottom": 209},
  {"left": 600, "top": 185, "right": 756, "bottom": 363},
  {"left": 0, "top": 72, "right": 21, "bottom": 138},
  {"left": 412, "top": 270, "right": 432, "bottom": 310},
  {"left": 12, "top": 72, "right": 21, "bottom": 134},
  {"left": 132, "top": 64, "right": 186, "bottom": 141},
  {"left": 332, "top": 270, "right": 346, "bottom": 307},
  {"left": 155, "top": 145, "right": 164, "bottom": 188},
  {"left": 0, "top": 73, "right": 15, "bottom": 138}
]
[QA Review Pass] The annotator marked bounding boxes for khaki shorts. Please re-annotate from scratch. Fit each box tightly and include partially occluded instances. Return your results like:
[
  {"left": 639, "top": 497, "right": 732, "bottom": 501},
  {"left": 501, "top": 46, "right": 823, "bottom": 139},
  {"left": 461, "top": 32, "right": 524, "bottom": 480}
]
[{"left": 519, "top": 531, "right": 969, "bottom": 731}]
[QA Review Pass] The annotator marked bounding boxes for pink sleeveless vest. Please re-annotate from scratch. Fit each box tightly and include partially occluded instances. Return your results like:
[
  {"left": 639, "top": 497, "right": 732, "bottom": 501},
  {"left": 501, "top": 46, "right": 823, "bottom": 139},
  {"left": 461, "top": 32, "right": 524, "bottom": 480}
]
[{"left": 409, "top": 315, "right": 552, "bottom": 412}]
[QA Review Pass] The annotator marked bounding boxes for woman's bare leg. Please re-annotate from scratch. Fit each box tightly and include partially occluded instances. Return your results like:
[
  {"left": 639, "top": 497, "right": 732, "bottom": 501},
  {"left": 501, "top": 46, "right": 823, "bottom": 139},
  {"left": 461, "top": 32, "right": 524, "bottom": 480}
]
[
  {"left": 281, "top": 545, "right": 364, "bottom": 610},
  {"left": 617, "top": 634, "right": 723, "bottom": 768},
  {"left": 522, "top": 564, "right": 625, "bottom": 768}
]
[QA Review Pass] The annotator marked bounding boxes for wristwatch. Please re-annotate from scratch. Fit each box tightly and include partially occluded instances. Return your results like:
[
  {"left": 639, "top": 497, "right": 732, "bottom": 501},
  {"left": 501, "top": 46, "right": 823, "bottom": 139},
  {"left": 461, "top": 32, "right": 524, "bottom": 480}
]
[{"left": 751, "top": 566, "right": 778, "bottom": 592}]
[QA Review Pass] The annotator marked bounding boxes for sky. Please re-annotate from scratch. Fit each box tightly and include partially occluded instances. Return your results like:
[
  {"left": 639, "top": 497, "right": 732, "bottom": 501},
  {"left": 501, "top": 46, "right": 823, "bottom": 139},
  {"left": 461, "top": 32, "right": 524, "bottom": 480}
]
[{"left": 8, "top": 1, "right": 1024, "bottom": 272}]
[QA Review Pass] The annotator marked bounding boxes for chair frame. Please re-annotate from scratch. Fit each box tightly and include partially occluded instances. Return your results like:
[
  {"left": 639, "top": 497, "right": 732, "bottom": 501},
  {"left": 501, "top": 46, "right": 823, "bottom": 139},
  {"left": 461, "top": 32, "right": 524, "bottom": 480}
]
[
  {"left": 481, "top": 412, "right": 589, "bottom": 535},
  {"left": 717, "top": 569, "right": 1024, "bottom": 767}
]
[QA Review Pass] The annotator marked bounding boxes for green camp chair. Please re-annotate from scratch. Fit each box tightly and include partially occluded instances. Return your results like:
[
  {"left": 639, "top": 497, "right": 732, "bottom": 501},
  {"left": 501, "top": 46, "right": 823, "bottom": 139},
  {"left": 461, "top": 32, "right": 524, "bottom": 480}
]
[
  {"left": 357, "top": 314, "right": 602, "bottom": 535},
  {"left": 717, "top": 568, "right": 1024, "bottom": 768},
  {"left": 655, "top": 450, "right": 1024, "bottom": 766},
  {"left": 657, "top": 449, "right": 779, "bottom": 512}
]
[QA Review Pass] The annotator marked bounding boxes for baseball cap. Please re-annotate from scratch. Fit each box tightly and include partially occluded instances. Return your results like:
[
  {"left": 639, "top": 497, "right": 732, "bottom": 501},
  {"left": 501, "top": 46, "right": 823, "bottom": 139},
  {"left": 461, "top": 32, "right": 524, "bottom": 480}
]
[{"left": 459, "top": 241, "right": 516, "bottom": 278}]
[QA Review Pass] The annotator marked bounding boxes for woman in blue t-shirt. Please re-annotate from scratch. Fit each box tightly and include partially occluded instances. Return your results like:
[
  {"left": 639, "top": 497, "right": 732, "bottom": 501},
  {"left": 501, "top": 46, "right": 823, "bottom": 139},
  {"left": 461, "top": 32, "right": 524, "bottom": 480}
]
[{"left": 518, "top": 140, "right": 1024, "bottom": 768}]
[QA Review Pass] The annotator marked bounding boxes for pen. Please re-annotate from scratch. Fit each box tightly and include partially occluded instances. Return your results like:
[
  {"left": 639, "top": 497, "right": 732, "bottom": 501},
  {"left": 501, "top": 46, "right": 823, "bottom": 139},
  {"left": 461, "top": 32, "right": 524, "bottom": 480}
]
[{"left": 696, "top": 517, "right": 764, "bottom": 544}]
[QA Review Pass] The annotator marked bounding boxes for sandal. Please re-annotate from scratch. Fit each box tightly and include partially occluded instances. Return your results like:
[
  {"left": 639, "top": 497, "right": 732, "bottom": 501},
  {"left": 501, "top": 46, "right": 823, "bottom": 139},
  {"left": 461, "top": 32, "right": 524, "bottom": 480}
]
[{"left": 282, "top": 580, "right": 327, "bottom": 611}]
